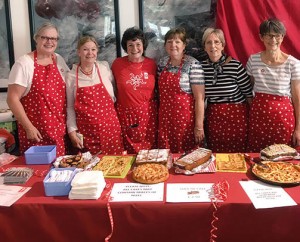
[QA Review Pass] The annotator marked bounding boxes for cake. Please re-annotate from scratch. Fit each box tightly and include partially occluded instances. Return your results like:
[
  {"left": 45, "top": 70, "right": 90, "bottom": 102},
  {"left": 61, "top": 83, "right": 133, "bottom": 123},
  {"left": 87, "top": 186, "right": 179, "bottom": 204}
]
[
  {"left": 260, "top": 144, "right": 298, "bottom": 160},
  {"left": 135, "top": 149, "right": 170, "bottom": 165},
  {"left": 173, "top": 148, "right": 212, "bottom": 170}
]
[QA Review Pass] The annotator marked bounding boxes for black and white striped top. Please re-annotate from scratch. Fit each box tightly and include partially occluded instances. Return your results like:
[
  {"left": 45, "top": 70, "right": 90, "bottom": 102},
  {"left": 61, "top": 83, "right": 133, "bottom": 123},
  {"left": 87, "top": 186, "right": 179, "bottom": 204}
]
[{"left": 202, "top": 58, "right": 253, "bottom": 103}]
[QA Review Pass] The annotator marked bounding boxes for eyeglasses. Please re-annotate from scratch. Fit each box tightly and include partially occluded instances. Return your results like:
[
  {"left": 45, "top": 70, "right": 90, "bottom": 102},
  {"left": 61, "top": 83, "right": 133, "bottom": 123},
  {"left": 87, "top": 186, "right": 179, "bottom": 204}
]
[
  {"left": 205, "top": 40, "right": 222, "bottom": 46},
  {"left": 264, "top": 33, "right": 283, "bottom": 40},
  {"left": 39, "top": 35, "right": 59, "bottom": 42}
]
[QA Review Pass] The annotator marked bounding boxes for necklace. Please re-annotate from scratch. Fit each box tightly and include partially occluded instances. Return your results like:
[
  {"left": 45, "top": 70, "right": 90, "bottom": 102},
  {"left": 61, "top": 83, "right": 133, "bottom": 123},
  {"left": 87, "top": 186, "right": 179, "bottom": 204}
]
[{"left": 80, "top": 66, "right": 93, "bottom": 76}]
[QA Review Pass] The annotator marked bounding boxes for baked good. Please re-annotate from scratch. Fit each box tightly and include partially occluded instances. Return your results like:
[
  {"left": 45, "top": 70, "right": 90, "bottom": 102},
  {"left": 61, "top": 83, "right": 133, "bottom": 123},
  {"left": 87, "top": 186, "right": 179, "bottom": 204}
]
[
  {"left": 59, "top": 154, "right": 88, "bottom": 168},
  {"left": 135, "top": 149, "right": 170, "bottom": 165},
  {"left": 173, "top": 148, "right": 212, "bottom": 170},
  {"left": 216, "top": 153, "right": 247, "bottom": 173},
  {"left": 252, "top": 161, "right": 300, "bottom": 184},
  {"left": 92, "top": 156, "right": 133, "bottom": 177},
  {"left": 132, "top": 163, "right": 169, "bottom": 184},
  {"left": 106, "top": 157, "right": 129, "bottom": 176},
  {"left": 260, "top": 144, "right": 298, "bottom": 160}
]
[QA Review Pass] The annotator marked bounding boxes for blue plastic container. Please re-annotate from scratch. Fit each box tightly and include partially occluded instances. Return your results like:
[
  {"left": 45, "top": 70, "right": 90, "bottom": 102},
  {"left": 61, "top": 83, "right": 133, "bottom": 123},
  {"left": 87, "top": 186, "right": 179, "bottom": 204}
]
[
  {"left": 25, "top": 145, "right": 56, "bottom": 165},
  {"left": 43, "top": 167, "right": 76, "bottom": 196}
]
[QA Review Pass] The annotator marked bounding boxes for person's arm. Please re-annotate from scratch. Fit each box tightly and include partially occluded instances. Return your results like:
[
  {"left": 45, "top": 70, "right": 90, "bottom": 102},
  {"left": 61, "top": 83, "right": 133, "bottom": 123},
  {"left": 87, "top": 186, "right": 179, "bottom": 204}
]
[
  {"left": 191, "top": 84, "right": 205, "bottom": 144},
  {"left": 291, "top": 79, "right": 300, "bottom": 147},
  {"left": 66, "top": 72, "right": 83, "bottom": 149},
  {"left": 7, "top": 84, "right": 42, "bottom": 142}
]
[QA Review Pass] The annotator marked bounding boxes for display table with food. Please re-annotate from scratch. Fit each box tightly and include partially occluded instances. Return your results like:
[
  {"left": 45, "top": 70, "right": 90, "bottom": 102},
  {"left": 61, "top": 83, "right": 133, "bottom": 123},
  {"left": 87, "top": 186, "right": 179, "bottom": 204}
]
[{"left": 0, "top": 148, "right": 300, "bottom": 242}]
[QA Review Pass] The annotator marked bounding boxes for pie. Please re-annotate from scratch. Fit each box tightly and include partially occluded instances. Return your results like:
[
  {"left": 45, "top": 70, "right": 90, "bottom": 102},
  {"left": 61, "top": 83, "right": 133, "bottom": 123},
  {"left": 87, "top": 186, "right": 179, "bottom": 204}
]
[
  {"left": 216, "top": 153, "right": 247, "bottom": 173},
  {"left": 260, "top": 144, "right": 297, "bottom": 160},
  {"left": 92, "top": 156, "right": 134, "bottom": 176},
  {"left": 252, "top": 161, "right": 300, "bottom": 184},
  {"left": 132, "top": 163, "right": 169, "bottom": 184}
]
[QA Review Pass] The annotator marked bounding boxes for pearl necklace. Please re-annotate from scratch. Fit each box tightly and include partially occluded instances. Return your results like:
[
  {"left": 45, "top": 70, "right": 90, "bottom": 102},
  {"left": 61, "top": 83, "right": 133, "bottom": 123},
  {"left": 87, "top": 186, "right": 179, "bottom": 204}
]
[{"left": 80, "top": 66, "right": 93, "bottom": 76}]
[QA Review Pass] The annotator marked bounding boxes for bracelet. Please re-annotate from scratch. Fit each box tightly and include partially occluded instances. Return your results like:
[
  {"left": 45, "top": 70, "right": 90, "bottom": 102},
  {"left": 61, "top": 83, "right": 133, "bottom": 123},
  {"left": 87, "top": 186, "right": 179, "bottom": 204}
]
[{"left": 194, "top": 127, "right": 203, "bottom": 131}]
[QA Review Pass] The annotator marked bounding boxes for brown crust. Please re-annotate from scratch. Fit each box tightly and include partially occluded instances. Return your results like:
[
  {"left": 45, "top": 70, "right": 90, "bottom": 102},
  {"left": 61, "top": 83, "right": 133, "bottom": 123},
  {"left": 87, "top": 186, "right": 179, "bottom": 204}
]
[
  {"left": 132, "top": 172, "right": 169, "bottom": 184},
  {"left": 132, "top": 163, "right": 169, "bottom": 184},
  {"left": 260, "top": 144, "right": 297, "bottom": 160},
  {"left": 173, "top": 148, "right": 212, "bottom": 170},
  {"left": 252, "top": 161, "right": 300, "bottom": 184}
]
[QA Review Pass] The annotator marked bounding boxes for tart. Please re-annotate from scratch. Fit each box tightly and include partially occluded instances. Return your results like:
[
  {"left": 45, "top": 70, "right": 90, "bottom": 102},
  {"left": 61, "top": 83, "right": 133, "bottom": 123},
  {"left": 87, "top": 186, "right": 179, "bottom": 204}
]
[{"left": 132, "top": 163, "right": 169, "bottom": 184}]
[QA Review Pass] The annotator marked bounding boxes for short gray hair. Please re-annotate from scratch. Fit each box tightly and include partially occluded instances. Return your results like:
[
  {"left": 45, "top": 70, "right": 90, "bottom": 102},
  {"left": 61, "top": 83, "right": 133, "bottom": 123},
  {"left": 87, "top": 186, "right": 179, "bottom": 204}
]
[{"left": 33, "top": 22, "right": 59, "bottom": 42}]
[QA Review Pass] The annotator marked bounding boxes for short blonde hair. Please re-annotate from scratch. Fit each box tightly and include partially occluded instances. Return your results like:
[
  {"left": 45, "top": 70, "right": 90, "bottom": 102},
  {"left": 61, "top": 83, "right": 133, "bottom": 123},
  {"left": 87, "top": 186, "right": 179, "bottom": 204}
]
[
  {"left": 33, "top": 22, "right": 59, "bottom": 42},
  {"left": 202, "top": 28, "right": 226, "bottom": 47}
]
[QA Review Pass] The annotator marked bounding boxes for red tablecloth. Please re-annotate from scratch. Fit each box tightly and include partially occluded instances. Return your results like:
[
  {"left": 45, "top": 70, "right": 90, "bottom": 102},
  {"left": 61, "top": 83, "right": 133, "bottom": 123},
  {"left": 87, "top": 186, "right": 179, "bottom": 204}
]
[{"left": 0, "top": 155, "right": 299, "bottom": 242}]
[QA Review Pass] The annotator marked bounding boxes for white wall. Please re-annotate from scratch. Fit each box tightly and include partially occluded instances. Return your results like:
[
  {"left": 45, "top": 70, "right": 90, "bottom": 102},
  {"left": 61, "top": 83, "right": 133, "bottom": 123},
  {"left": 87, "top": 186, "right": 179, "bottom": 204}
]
[{"left": 9, "top": 0, "right": 139, "bottom": 60}]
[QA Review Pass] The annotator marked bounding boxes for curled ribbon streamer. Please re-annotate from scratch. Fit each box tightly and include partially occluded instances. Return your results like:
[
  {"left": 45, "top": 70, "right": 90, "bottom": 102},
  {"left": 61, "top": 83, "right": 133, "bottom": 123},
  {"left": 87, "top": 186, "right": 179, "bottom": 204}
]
[
  {"left": 103, "top": 181, "right": 114, "bottom": 242},
  {"left": 210, "top": 180, "right": 230, "bottom": 242},
  {"left": 34, "top": 169, "right": 48, "bottom": 177}
]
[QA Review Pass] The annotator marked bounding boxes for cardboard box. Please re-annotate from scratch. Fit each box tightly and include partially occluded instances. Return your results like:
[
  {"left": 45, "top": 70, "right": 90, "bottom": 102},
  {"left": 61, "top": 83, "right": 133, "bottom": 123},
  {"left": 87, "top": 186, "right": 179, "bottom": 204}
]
[
  {"left": 43, "top": 168, "right": 76, "bottom": 196},
  {"left": 25, "top": 145, "right": 56, "bottom": 165}
]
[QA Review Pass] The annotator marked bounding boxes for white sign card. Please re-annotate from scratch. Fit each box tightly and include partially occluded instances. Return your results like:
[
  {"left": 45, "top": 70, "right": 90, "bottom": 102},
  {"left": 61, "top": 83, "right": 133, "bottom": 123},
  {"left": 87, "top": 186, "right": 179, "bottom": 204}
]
[
  {"left": 240, "top": 180, "right": 297, "bottom": 209},
  {"left": 0, "top": 185, "right": 31, "bottom": 207},
  {"left": 166, "top": 183, "right": 214, "bottom": 203},
  {"left": 109, "top": 183, "right": 164, "bottom": 202}
]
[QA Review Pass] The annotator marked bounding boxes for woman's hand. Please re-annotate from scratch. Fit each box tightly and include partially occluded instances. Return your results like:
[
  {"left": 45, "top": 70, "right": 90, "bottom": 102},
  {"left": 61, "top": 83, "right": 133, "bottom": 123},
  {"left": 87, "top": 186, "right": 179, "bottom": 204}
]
[
  {"left": 293, "top": 129, "right": 300, "bottom": 147},
  {"left": 194, "top": 128, "right": 205, "bottom": 144},
  {"left": 68, "top": 131, "right": 83, "bottom": 149},
  {"left": 25, "top": 126, "right": 43, "bottom": 142}
]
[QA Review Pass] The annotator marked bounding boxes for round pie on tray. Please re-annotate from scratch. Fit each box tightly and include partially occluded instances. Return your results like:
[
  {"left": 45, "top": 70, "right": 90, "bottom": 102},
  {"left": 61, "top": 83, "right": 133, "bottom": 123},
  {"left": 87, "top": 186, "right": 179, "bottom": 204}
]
[
  {"left": 252, "top": 161, "right": 300, "bottom": 185},
  {"left": 132, "top": 163, "right": 169, "bottom": 184}
]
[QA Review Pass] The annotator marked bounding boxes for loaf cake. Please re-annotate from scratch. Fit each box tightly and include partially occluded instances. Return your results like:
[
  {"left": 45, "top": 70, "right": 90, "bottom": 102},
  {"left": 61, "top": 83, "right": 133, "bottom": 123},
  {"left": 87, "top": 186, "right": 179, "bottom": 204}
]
[
  {"left": 260, "top": 144, "right": 298, "bottom": 160},
  {"left": 173, "top": 148, "right": 212, "bottom": 170}
]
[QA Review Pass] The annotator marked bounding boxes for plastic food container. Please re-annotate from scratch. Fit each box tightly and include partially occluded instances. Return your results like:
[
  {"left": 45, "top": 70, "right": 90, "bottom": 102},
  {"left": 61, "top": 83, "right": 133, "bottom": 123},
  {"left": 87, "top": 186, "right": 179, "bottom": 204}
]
[
  {"left": 25, "top": 145, "right": 56, "bottom": 165},
  {"left": 43, "top": 167, "right": 77, "bottom": 196}
]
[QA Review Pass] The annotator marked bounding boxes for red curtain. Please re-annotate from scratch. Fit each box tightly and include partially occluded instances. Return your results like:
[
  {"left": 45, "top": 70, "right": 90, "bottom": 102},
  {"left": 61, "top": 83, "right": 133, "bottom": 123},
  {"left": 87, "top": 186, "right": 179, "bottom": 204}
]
[{"left": 216, "top": 0, "right": 300, "bottom": 65}]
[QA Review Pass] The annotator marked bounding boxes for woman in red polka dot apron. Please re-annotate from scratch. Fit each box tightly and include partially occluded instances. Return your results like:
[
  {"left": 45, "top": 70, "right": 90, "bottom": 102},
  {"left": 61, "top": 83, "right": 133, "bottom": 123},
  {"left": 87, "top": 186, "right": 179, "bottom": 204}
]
[
  {"left": 7, "top": 23, "right": 69, "bottom": 156},
  {"left": 112, "top": 27, "right": 158, "bottom": 154},
  {"left": 246, "top": 18, "right": 300, "bottom": 152},
  {"left": 66, "top": 36, "right": 123, "bottom": 155},
  {"left": 201, "top": 28, "right": 253, "bottom": 153},
  {"left": 158, "top": 28, "right": 205, "bottom": 153}
]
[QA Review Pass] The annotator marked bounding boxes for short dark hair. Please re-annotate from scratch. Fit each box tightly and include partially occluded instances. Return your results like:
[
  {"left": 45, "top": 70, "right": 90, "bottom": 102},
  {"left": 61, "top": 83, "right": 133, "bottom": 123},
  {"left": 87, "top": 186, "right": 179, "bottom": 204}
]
[
  {"left": 259, "top": 18, "right": 286, "bottom": 36},
  {"left": 121, "top": 27, "right": 148, "bottom": 52},
  {"left": 164, "top": 27, "right": 187, "bottom": 45}
]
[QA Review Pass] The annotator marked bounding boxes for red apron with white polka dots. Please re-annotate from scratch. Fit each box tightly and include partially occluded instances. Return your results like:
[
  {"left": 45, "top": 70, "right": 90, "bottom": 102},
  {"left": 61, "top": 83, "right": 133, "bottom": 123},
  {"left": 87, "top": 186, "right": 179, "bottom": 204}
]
[
  {"left": 205, "top": 103, "right": 249, "bottom": 152},
  {"left": 158, "top": 62, "right": 197, "bottom": 153},
  {"left": 247, "top": 92, "right": 295, "bottom": 152},
  {"left": 19, "top": 51, "right": 66, "bottom": 156},
  {"left": 116, "top": 99, "right": 158, "bottom": 154},
  {"left": 75, "top": 65, "right": 123, "bottom": 155}
]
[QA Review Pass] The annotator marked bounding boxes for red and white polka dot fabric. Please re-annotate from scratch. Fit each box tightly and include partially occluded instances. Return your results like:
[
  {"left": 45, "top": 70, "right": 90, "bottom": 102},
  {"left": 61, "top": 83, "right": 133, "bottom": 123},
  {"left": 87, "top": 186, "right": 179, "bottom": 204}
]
[
  {"left": 19, "top": 51, "right": 67, "bottom": 156},
  {"left": 205, "top": 103, "right": 249, "bottom": 152},
  {"left": 247, "top": 92, "right": 295, "bottom": 152},
  {"left": 75, "top": 65, "right": 123, "bottom": 155},
  {"left": 116, "top": 100, "right": 158, "bottom": 154},
  {"left": 158, "top": 67, "right": 197, "bottom": 153}
]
